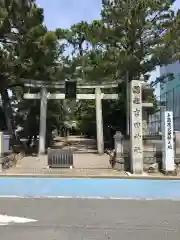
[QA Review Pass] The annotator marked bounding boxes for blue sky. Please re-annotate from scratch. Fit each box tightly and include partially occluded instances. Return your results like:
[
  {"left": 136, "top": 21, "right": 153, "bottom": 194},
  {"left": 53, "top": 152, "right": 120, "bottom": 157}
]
[
  {"left": 36, "top": 0, "right": 102, "bottom": 29},
  {"left": 36, "top": 0, "right": 180, "bottom": 30},
  {"left": 36, "top": 0, "right": 180, "bottom": 95}
]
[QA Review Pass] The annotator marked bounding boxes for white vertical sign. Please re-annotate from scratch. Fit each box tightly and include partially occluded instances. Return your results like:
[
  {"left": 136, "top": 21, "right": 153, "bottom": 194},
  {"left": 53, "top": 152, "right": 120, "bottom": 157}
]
[
  {"left": 130, "top": 80, "right": 143, "bottom": 174},
  {"left": 162, "top": 111, "right": 175, "bottom": 172}
]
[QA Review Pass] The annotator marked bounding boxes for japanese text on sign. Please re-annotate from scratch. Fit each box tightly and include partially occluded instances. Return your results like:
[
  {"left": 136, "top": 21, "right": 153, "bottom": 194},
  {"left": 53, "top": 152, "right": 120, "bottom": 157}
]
[
  {"left": 133, "top": 85, "right": 140, "bottom": 94},
  {"left": 132, "top": 85, "right": 141, "bottom": 104},
  {"left": 167, "top": 112, "right": 172, "bottom": 149},
  {"left": 162, "top": 111, "right": 174, "bottom": 171},
  {"left": 134, "top": 108, "right": 140, "bottom": 117},
  {"left": 131, "top": 84, "right": 142, "bottom": 154}
]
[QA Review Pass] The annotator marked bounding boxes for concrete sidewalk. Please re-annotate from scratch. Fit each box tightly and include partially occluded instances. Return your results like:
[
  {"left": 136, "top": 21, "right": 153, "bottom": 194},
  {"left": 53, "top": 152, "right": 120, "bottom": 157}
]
[
  {"left": 2, "top": 135, "right": 179, "bottom": 179},
  {"left": 3, "top": 135, "right": 114, "bottom": 176}
]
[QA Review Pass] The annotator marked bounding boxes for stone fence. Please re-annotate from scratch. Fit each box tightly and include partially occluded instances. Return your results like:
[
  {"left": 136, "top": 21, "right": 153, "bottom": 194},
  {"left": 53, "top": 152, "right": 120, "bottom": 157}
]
[
  {"left": 111, "top": 130, "right": 180, "bottom": 173},
  {"left": 121, "top": 132, "right": 180, "bottom": 172}
]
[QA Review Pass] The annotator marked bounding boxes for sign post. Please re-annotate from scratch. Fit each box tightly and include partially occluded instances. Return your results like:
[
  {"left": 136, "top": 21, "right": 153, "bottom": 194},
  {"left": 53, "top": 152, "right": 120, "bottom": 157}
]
[
  {"left": 162, "top": 111, "right": 176, "bottom": 175},
  {"left": 130, "top": 80, "right": 143, "bottom": 174}
]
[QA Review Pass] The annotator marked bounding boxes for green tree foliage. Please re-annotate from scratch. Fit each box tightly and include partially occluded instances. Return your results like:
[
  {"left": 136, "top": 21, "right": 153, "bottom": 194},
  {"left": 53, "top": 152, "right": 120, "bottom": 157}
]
[
  {"left": 0, "top": 0, "right": 39, "bottom": 131},
  {"left": 68, "top": 0, "right": 175, "bottom": 137},
  {"left": 0, "top": 0, "right": 179, "bottom": 146},
  {"left": 0, "top": 0, "right": 68, "bottom": 135}
]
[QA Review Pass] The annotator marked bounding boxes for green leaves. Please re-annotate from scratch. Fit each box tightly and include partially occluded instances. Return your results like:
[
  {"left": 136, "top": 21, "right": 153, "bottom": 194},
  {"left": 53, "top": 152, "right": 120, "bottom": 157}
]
[
  {"left": 0, "top": 0, "right": 178, "bottom": 136},
  {"left": 65, "top": 0, "right": 176, "bottom": 135},
  {"left": 0, "top": 0, "right": 68, "bottom": 134}
]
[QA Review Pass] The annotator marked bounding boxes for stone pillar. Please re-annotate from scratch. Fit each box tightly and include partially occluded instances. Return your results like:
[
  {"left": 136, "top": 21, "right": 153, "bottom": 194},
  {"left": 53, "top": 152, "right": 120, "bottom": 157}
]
[
  {"left": 114, "top": 131, "right": 124, "bottom": 170},
  {"left": 0, "top": 132, "right": 4, "bottom": 171},
  {"left": 162, "top": 111, "right": 176, "bottom": 175},
  {"left": 95, "top": 87, "right": 104, "bottom": 155},
  {"left": 126, "top": 72, "right": 130, "bottom": 135},
  {"left": 175, "top": 131, "right": 180, "bottom": 157},
  {"left": 39, "top": 87, "right": 47, "bottom": 155},
  {"left": 126, "top": 81, "right": 130, "bottom": 135},
  {"left": 130, "top": 80, "right": 143, "bottom": 174}
]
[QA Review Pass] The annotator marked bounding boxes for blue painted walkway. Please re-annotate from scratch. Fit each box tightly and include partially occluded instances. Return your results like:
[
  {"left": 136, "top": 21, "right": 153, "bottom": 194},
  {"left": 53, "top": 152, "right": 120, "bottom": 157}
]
[{"left": 0, "top": 178, "right": 180, "bottom": 199}]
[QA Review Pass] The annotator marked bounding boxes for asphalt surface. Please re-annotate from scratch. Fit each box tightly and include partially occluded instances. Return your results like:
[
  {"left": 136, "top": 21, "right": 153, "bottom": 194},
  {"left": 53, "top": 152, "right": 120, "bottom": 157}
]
[{"left": 0, "top": 198, "right": 180, "bottom": 239}]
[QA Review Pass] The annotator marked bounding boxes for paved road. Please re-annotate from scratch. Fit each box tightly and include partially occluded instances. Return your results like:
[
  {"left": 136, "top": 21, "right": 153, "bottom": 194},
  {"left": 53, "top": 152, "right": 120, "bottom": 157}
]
[{"left": 0, "top": 198, "right": 179, "bottom": 239}]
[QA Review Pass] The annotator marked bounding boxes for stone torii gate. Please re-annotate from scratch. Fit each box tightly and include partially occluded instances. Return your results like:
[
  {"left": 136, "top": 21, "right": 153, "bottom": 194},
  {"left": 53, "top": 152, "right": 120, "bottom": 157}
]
[
  {"left": 23, "top": 81, "right": 119, "bottom": 155},
  {"left": 23, "top": 77, "right": 154, "bottom": 174}
]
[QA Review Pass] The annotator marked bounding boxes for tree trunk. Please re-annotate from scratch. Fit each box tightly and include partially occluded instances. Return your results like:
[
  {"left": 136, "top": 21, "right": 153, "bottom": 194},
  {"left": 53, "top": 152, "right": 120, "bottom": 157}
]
[
  {"left": 0, "top": 74, "right": 14, "bottom": 134},
  {"left": 1, "top": 89, "right": 13, "bottom": 134}
]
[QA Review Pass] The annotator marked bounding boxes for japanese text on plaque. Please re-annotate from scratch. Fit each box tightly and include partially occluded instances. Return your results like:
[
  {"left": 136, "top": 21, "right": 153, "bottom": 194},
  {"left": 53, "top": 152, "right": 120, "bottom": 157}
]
[
  {"left": 167, "top": 113, "right": 172, "bottom": 150},
  {"left": 132, "top": 84, "right": 142, "bottom": 153}
]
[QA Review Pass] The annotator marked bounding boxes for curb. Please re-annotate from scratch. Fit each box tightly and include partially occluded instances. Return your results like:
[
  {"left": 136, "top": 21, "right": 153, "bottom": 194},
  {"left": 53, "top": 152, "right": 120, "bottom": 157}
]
[{"left": 0, "top": 173, "right": 180, "bottom": 180}]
